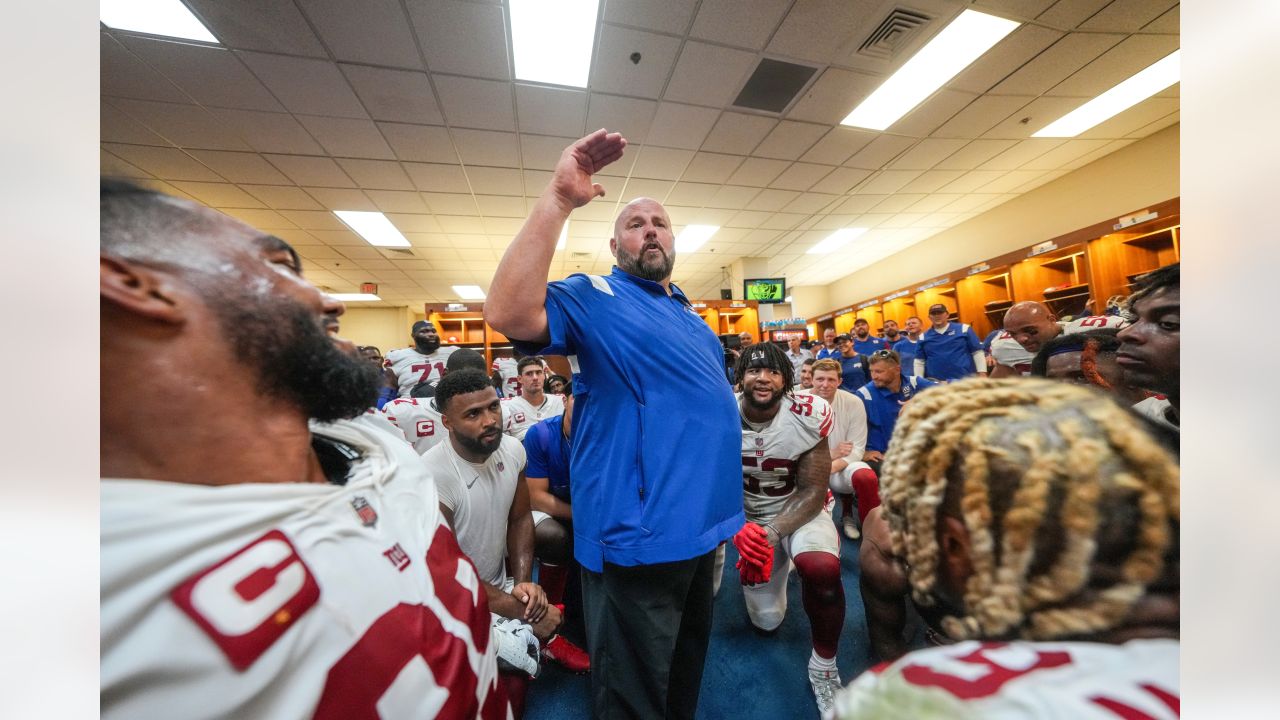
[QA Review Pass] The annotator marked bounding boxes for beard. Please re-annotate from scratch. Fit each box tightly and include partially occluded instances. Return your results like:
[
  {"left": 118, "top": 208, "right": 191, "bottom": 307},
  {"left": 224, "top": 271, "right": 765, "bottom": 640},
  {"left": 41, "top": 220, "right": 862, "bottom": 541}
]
[
  {"left": 743, "top": 384, "right": 785, "bottom": 412},
  {"left": 415, "top": 337, "right": 441, "bottom": 354},
  {"left": 616, "top": 243, "right": 674, "bottom": 283},
  {"left": 207, "top": 289, "right": 379, "bottom": 422},
  {"left": 455, "top": 427, "right": 502, "bottom": 458}
]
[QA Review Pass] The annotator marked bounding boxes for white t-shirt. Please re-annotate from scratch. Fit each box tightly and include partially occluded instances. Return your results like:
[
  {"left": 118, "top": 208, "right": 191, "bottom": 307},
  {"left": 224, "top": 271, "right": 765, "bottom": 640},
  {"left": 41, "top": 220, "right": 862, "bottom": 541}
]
[
  {"left": 821, "top": 388, "right": 868, "bottom": 462},
  {"left": 428, "top": 435, "right": 528, "bottom": 588},
  {"left": 739, "top": 392, "right": 832, "bottom": 522},
  {"left": 1133, "top": 396, "right": 1178, "bottom": 430},
  {"left": 491, "top": 357, "right": 521, "bottom": 398},
  {"left": 385, "top": 345, "right": 460, "bottom": 397},
  {"left": 501, "top": 394, "right": 565, "bottom": 441},
  {"left": 102, "top": 418, "right": 502, "bottom": 720},
  {"left": 991, "top": 316, "right": 1128, "bottom": 375},
  {"left": 833, "top": 638, "right": 1179, "bottom": 720},
  {"left": 383, "top": 397, "right": 448, "bottom": 454}
]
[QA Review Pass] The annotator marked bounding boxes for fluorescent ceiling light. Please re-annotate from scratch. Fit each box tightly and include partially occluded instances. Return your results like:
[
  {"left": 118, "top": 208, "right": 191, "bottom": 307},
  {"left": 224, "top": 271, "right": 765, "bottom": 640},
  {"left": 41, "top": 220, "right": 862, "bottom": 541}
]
[
  {"left": 557, "top": 222, "right": 568, "bottom": 250},
  {"left": 510, "top": 0, "right": 598, "bottom": 87},
  {"left": 453, "top": 285, "right": 487, "bottom": 300},
  {"left": 100, "top": 0, "right": 219, "bottom": 43},
  {"left": 675, "top": 225, "right": 719, "bottom": 253},
  {"left": 329, "top": 293, "right": 382, "bottom": 302},
  {"left": 333, "top": 210, "right": 410, "bottom": 248},
  {"left": 1033, "top": 51, "right": 1181, "bottom": 138},
  {"left": 842, "top": 10, "right": 1019, "bottom": 130},
  {"left": 807, "top": 228, "right": 868, "bottom": 255}
]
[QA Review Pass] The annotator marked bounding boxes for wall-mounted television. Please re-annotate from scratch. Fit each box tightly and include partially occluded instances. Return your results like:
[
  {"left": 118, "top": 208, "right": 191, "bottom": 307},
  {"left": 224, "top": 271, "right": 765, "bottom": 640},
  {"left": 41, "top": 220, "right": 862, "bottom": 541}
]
[{"left": 744, "top": 277, "right": 786, "bottom": 304}]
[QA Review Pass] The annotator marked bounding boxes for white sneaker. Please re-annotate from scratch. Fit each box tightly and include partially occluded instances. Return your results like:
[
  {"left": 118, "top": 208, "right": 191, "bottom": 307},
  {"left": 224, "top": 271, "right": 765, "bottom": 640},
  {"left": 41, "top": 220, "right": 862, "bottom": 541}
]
[
  {"left": 808, "top": 663, "right": 841, "bottom": 714},
  {"left": 842, "top": 513, "right": 860, "bottom": 540}
]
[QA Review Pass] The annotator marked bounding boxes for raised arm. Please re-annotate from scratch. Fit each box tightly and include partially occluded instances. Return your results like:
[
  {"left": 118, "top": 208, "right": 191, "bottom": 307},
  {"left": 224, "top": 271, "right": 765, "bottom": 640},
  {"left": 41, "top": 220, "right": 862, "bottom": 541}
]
[{"left": 486, "top": 129, "right": 627, "bottom": 343}]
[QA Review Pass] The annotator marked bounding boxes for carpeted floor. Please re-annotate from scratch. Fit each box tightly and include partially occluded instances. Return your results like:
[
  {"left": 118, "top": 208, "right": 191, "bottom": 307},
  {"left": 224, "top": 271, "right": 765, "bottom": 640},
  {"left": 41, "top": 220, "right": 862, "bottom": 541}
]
[{"left": 526, "top": 524, "right": 892, "bottom": 720}]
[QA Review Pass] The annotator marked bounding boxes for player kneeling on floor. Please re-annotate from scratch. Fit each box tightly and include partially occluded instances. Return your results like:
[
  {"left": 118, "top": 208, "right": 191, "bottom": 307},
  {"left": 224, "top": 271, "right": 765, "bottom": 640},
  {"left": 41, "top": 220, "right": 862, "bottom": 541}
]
[
  {"left": 833, "top": 379, "right": 1179, "bottom": 719},
  {"left": 731, "top": 343, "right": 845, "bottom": 715}
]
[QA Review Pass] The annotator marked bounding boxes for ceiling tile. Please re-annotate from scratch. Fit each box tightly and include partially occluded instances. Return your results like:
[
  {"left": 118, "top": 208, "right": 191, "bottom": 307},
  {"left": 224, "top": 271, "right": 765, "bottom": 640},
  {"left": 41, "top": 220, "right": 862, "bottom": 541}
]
[
  {"left": 887, "top": 139, "right": 970, "bottom": 170},
  {"left": 782, "top": 192, "right": 840, "bottom": 214},
  {"left": 366, "top": 190, "right": 430, "bottom": 213},
  {"left": 1142, "top": 4, "right": 1179, "bottom": 33},
  {"left": 939, "top": 171, "right": 1006, "bottom": 194},
  {"left": 101, "top": 144, "right": 223, "bottom": 182},
  {"left": 279, "top": 210, "right": 350, "bottom": 230},
  {"left": 664, "top": 42, "right": 757, "bottom": 107},
  {"left": 787, "top": 68, "right": 879, "bottom": 125},
  {"left": 707, "top": 185, "right": 762, "bottom": 210},
  {"left": 586, "top": 94, "right": 657, "bottom": 145},
  {"left": 111, "top": 99, "right": 251, "bottom": 150},
  {"left": 295, "top": 116, "right": 396, "bottom": 159},
  {"left": 835, "top": 195, "right": 883, "bottom": 214},
  {"left": 434, "top": 75, "right": 516, "bottom": 132},
  {"left": 1078, "top": 97, "right": 1179, "bottom": 139},
  {"left": 409, "top": 0, "right": 510, "bottom": 80},
  {"left": 519, "top": 135, "right": 576, "bottom": 171},
  {"left": 170, "top": 182, "right": 266, "bottom": 208},
  {"left": 726, "top": 157, "right": 790, "bottom": 187},
  {"left": 238, "top": 52, "right": 369, "bottom": 118},
  {"left": 647, "top": 103, "right": 721, "bottom": 151},
  {"left": 771, "top": 163, "right": 834, "bottom": 191},
  {"left": 620, "top": 179, "right": 674, "bottom": 203},
  {"left": 336, "top": 159, "right": 416, "bottom": 190},
  {"left": 1078, "top": 0, "right": 1179, "bottom": 33},
  {"left": 666, "top": 182, "right": 719, "bottom": 207},
  {"left": 990, "top": 32, "right": 1126, "bottom": 96},
  {"left": 210, "top": 109, "right": 325, "bottom": 155},
  {"left": 449, "top": 129, "right": 519, "bottom": 167},
  {"left": 980, "top": 139, "right": 1067, "bottom": 170},
  {"left": 101, "top": 102, "right": 167, "bottom": 145},
  {"left": 378, "top": 123, "right": 460, "bottom": 163},
  {"left": 119, "top": 37, "right": 283, "bottom": 111},
  {"left": 680, "top": 153, "right": 745, "bottom": 184},
  {"left": 690, "top": 0, "right": 790, "bottom": 50},
  {"left": 933, "top": 139, "right": 1018, "bottom": 171},
  {"left": 184, "top": 0, "right": 328, "bottom": 56},
  {"left": 984, "top": 96, "right": 1084, "bottom": 138},
  {"left": 423, "top": 192, "right": 480, "bottom": 216},
  {"left": 219, "top": 208, "right": 297, "bottom": 230},
  {"left": 602, "top": 0, "right": 697, "bottom": 34},
  {"left": 931, "top": 95, "right": 1033, "bottom": 138},
  {"left": 890, "top": 89, "right": 978, "bottom": 137},
  {"left": 800, "top": 127, "right": 877, "bottom": 165},
  {"left": 844, "top": 134, "right": 916, "bottom": 170},
  {"left": 240, "top": 184, "right": 325, "bottom": 210},
  {"left": 767, "top": 0, "right": 864, "bottom": 65},
  {"left": 297, "top": 0, "right": 423, "bottom": 69},
  {"left": 466, "top": 167, "right": 524, "bottom": 195},
  {"left": 906, "top": 194, "right": 964, "bottom": 213},
  {"left": 754, "top": 121, "right": 828, "bottom": 160},
  {"left": 340, "top": 65, "right": 443, "bottom": 124},
  {"left": 976, "top": 169, "right": 1046, "bottom": 193},
  {"left": 100, "top": 34, "right": 187, "bottom": 103},
  {"left": 701, "top": 112, "right": 777, "bottom": 155},
  {"left": 1048, "top": 33, "right": 1180, "bottom": 98},
  {"left": 948, "top": 24, "right": 1065, "bottom": 94},
  {"left": 390, "top": 215, "right": 445, "bottom": 233},
  {"left": 590, "top": 25, "right": 683, "bottom": 99},
  {"left": 1036, "top": 0, "right": 1111, "bottom": 29},
  {"left": 809, "top": 167, "right": 871, "bottom": 195},
  {"left": 263, "top": 155, "right": 356, "bottom": 187},
  {"left": 304, "top": 187, "right": 376, "bottom": 211},
  {"left": 101, "top": 149, "right": 151, "bottom": 179},
  {"left": 858, "top": 170, "right": 923, "bottom": 195},
  {"left": 187, "top": 151, "right": 291, "bottom": 184},
  {"left": 515, "top": 85, "right": 588, "bottom": 137},
  {"left": 631, "top": 147, "right": 695, "bottom": 180},
  {"left": 727, "top": 209, "right": 771, "bottom": 227},
  {"left": 742, "top": 189, "right": 796, "bottom": 212}
]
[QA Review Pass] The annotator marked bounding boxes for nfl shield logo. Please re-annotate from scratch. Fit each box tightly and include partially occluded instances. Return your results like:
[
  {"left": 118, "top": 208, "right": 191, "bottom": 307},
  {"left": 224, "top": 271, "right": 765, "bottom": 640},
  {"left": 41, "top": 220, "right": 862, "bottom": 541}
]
[
  {"left": 351, "top": 496, "right": 377, "bottom": 527},
  {"left": 497, "top": 461, "right": 505, "bottom": 472}
]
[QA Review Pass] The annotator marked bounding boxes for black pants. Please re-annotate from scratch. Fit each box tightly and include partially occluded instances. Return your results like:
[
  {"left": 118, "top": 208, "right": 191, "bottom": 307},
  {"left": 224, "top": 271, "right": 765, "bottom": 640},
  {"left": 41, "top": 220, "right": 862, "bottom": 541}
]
[{"left": 580, "top": 549, "right": 717, "bottom": 720}]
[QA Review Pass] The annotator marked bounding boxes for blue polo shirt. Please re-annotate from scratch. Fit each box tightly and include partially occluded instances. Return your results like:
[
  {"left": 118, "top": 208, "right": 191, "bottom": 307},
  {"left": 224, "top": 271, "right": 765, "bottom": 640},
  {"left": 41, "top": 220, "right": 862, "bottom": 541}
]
[
  {"left": 856, "top": 375, "right": 937, "bottom": 452},
  {"left": 815, "top": 345, "right": 841, "bottom": 361},
  {"left": 837, "top": 353, "right": 868, "bottom": 393},
  {"left": 892, "top": 337, "right": 920, "bottom": 377},
  {"left": 853, "top": 336, "right": 889, "bottom": 355},
  {"left": 523, "top": 415, "right": 571, "bottom": 503},
  {"left": 917, "top": 322, "right": 982, "bottom": 381},
  {"left": 513, "top": 266, "right": 743, "bottom": 572}
]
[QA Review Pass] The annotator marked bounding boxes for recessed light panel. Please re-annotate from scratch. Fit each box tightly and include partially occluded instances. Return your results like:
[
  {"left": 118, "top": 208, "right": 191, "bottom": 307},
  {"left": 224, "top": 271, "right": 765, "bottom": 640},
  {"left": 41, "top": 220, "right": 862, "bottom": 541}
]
[
  {"left": 511, "top": 0, "right": 599, "bottom": 88},
  {"left": 334, "top": 211, "right": 411, "bottom": 248},
  {"left": 1033, "top": 51, "right": 1180, "bottom": 138},
  {"left": 100, "top": 0, "right": 219, "bottom": 43}
]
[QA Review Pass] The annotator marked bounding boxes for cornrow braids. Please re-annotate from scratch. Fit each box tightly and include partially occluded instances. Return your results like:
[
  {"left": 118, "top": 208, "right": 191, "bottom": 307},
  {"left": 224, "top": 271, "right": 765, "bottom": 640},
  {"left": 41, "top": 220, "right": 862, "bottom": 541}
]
[{"left": 879, "top": 378, "right": 1179, "bottom": 642}]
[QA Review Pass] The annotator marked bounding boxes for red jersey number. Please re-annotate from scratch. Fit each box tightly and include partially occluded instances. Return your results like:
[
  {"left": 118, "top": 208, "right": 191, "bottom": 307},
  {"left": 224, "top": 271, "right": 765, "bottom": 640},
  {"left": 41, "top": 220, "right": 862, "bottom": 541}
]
[{"left": 412, "top": 362, "right": 447, "bottom": 385}]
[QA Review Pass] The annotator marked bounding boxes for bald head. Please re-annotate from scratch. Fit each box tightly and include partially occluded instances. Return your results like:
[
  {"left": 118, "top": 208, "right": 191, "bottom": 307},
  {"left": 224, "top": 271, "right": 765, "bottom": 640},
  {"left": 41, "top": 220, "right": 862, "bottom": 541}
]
[
  {"left": 613, "top": 197, "right": 670, "bottom": 237},
  {"left": 1002, "top": 301, "right": 1061, "bottom": 353},
  {"left": 611, "top": 196, "right": 675, "bottom": 283}
]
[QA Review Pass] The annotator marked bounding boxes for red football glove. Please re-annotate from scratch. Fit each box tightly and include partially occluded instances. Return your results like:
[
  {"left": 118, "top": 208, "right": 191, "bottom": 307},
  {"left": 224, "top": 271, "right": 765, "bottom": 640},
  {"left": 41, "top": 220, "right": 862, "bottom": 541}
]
[{"left": 733, "top": 523, "right": 775, "bottom": 585}]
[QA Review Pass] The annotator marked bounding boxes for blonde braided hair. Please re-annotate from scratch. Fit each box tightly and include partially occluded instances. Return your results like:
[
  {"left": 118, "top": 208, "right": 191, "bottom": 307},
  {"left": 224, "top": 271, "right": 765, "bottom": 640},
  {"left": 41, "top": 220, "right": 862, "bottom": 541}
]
[{"left": 879, "top": 377, "right": 1179, "bottom": 641}]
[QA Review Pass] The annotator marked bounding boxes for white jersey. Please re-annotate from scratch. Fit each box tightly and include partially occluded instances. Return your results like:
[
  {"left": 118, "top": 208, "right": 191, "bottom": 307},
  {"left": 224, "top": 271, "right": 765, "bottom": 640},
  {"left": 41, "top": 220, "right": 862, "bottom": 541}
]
[
  {"left": 991, "top": 316, "right": 1128, "bottom": 375},
  {"left": 384, "top": 397, "right": 449, "bottom": 454},
  {"left": 501, "top": 393, "right": 565, "bottom": 441},
  {"left": 352, "top": 406, "right": 409, "bottom": 445},
  {"left": 386, "top": 345, "right": 460, "bottom": 397},
  {"left": 833, "top": 639, "right": 1179, "bottom": 720},
  {"left": 427, "top": 435, "right": 527, "bottom": 588},
  {"left": 740, "top": 392, "right": 832, "bottom": 522},
  {"left": 102, "top": 419, "right": 504, "bottom": 720},
  {"left": 1133, "top": 395, "right": 1178, "bottom": 430},
  {"left": 492, "top": 357, "right": 521, "bottom": 398}
]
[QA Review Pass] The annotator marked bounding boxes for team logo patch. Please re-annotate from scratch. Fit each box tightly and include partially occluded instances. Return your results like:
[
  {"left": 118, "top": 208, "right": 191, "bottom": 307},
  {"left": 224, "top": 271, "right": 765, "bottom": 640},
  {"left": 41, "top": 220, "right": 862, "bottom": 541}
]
[
  {"left": 351, "top": 496, "right": 378, "bottom": 527},
  {"left": 383, "top": 543, "right": 411, "bottom": 572},
  {"left": 496, "top": 461, "right": 505, "bottom": 472}
]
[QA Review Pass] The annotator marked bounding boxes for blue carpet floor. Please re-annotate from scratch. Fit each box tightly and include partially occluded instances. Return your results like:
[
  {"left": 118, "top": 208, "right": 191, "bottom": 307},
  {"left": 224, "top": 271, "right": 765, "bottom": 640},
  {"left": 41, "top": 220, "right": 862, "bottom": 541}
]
[{"left": 526, "top": 525, "right": 894, "bottom": 720}]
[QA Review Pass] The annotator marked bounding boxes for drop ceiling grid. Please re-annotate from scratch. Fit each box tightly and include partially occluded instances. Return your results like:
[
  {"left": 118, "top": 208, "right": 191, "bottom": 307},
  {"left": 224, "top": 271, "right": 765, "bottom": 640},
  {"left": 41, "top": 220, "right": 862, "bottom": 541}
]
[{"left": 100, "top": 0, "right": 1179, "bottom": 306}]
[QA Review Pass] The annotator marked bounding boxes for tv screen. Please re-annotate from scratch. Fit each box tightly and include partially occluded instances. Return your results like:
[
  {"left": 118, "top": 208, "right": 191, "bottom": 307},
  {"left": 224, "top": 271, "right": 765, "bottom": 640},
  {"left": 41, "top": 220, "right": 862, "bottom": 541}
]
[{"left": 744, "top": 278, "right": 786, "bottom": 304}]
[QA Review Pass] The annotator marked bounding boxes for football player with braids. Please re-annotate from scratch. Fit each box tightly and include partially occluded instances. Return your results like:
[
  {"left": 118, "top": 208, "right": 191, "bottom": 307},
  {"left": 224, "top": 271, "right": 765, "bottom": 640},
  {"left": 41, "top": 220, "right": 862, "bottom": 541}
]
[
  {"left": 730, "top": 343, "right": 846, "bottom": 714},
  {"left": 1117, "top": 263, "right": 1180, "bottom": 429},
  {"left": 839, "top": 378, "right": 1179, "bottom": 718}
]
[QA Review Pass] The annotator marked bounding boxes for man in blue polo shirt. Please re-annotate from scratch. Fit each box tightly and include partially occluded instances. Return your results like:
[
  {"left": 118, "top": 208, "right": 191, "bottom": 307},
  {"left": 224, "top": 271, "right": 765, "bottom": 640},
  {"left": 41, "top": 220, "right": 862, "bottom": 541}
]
[
  {"left": 835, "top": 334, "right": 870, "bottom": 393},
  {"left": 856, "top": 350, "right": 937, "bottom": 464},
  {"left": 815, "top": 327, "right": 840, "bottom": 360},
  {"left": 892, "top": 316, "right": 922, "bottom": 377},
  {"left": 914, "top": 304, "right": 987, "bottom": 381},
  {"left": 485, "top": 129, "right": 742, "bottom": 720},
  {"left": 851, "top": 317, "right": 889, "bottom": 355}
]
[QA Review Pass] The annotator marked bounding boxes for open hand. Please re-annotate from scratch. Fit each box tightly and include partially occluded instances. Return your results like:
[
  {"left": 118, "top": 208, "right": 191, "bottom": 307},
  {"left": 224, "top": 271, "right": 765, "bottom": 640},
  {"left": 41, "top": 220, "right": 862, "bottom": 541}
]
[{"left": 549, "top": 129, "right": 627, "bottom": 210}]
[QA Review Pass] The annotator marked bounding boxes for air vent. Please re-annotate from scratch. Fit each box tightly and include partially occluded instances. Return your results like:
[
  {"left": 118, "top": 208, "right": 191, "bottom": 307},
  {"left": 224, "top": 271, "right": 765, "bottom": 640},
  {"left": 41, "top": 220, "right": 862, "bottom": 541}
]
[
  {"left": 732, "top": 58, "right": 818, "bottom": 114},
  {"left": 857, "top": 7, "right": 931, "bottom": 60},
  {"left": 570, "top": 251, "right": 593, "bottom": 260}
]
